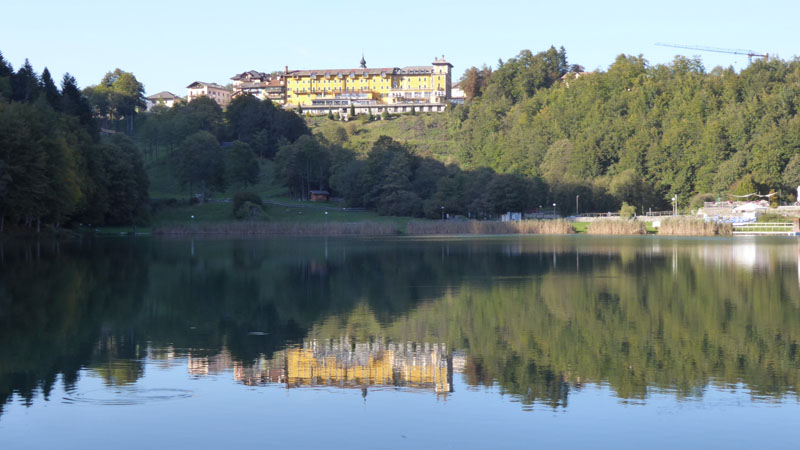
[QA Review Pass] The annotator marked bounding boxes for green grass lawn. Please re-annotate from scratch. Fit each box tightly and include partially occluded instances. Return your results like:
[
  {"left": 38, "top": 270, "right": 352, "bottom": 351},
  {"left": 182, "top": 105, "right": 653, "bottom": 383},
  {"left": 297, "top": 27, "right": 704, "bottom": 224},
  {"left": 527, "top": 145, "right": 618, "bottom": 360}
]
[{"left": 307, "top": 113, "right": 461, "bottom": 161}]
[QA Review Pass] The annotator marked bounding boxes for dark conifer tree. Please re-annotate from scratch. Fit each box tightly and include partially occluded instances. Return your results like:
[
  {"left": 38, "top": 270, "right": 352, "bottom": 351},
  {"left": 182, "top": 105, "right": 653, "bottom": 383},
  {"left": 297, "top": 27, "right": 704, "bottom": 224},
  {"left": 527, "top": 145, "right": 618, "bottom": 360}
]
[
  {"left": 61, "top": 73, "right": 96, "bottom": 135},
  {"left": 40, "top": 67, "right": 61, "bottom": 110},
  {"left": 11, "top": 59, "right": 40, "bottom": 102}
]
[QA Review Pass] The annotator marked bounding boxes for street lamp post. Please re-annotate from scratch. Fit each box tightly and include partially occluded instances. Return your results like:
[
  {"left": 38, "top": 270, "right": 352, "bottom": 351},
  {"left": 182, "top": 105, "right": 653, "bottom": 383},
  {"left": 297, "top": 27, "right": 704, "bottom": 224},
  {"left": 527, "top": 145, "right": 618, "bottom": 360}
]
[
  {"left": 552, "top": 203, "right": 557, "bottom": 217},
  {"left": 576, "top": 195, "right": 580, "bottom": 216},
  {"left": 672, "top": 196, "right": 677, "bottom": 216},
  {"left": 441, "top": 206, "right": 444, "bottom": 222}
]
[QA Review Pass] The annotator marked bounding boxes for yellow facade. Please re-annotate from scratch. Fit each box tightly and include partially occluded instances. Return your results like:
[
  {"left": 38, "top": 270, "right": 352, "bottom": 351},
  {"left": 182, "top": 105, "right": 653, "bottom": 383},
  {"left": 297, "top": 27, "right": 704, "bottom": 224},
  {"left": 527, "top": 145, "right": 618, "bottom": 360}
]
[
  {"left": 284, "top": 56, "right": 452, "bottom": 112},
  {"left": 283, "top": 343, "right": 451, "bottom": 393}
]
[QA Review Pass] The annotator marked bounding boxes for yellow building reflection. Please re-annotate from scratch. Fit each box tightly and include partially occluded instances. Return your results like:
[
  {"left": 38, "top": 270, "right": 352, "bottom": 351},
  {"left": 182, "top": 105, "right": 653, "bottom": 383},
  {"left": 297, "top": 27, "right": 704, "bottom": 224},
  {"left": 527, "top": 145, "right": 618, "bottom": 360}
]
[{"left": 232, "top": 338, "right": 453, "bottom": 396}]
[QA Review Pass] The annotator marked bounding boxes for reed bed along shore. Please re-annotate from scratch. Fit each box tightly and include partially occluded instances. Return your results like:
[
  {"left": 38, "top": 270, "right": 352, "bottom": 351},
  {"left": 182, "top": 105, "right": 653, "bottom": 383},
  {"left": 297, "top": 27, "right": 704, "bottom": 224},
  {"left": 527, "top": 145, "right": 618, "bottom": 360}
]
[
  {"left": 153, "top": 221, "right": 399, "bottom": 236},
  {"left": 657, "top": 218, "right": 732, "bottom": 236},
  {"left": 406, "top": 219, "right": 574, "bottom": 235},
  {"left": 587, "top": 219, "right": 647, "bottom": 235}
]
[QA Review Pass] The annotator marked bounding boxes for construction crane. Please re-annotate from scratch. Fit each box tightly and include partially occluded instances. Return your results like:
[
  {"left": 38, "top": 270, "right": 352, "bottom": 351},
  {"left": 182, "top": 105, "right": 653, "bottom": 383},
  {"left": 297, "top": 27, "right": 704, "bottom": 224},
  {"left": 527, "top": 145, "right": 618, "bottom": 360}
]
[{"left": 655, "top": 43, "right": 768, "bottom": 61}]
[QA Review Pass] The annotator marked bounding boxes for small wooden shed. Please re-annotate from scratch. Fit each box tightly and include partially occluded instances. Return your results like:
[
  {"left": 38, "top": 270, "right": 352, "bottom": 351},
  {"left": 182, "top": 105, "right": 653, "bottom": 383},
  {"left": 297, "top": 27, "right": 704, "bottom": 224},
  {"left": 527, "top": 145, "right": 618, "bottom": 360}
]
[{"left": 309, "top": 190, "right": 330, "bottom": 202}]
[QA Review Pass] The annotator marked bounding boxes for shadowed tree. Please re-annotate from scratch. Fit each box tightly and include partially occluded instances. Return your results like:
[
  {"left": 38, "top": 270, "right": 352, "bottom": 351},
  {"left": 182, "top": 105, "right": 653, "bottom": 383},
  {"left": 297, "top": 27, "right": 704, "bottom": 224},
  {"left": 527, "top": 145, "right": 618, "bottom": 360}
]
[{"left": 170, "top": 131, "right": 226, "bottom": 197}]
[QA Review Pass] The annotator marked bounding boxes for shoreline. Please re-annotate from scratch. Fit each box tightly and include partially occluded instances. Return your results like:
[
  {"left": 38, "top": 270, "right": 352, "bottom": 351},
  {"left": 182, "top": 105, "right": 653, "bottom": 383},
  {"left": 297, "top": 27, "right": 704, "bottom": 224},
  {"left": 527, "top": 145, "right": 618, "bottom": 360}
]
[
  {"left": 6, "top": 218, "right": 796, "bottom": 238},
  {"left": 149, "top": 218, "right": 747, "bottom": 237}
]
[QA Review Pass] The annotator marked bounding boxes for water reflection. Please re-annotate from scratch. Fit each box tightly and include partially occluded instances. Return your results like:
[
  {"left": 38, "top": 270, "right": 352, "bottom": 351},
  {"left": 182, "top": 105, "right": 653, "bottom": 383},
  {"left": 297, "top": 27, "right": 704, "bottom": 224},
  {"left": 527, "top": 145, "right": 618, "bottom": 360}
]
[
  {"left": 232, "top": 338, "right": 452, "bottom": 396},
  {"left": 1, "top": 236, "right": 800, "bottom": 417}
]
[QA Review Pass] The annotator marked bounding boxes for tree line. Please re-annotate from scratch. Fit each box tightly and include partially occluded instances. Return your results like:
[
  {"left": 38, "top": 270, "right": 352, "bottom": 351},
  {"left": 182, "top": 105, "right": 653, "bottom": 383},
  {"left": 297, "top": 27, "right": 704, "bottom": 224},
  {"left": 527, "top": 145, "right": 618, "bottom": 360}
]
[
  {"left": 134, "top": 93, "right": 309, "bottom": 196},
  {"left": 275, "top": 132, "right": 548, "bottom": 217},
  {"left": 455, "top": 46, "right": 800, "bottom": 213},
  {"left": 0, "top": 52, "right": 149, "bottom": 231}
]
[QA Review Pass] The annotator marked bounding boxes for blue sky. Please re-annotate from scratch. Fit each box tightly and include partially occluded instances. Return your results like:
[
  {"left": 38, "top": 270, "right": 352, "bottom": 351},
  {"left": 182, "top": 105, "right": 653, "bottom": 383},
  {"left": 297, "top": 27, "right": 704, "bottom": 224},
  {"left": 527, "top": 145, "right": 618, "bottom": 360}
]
[{"left": 2, "top": 0, "right": 798, "bottom": 96}]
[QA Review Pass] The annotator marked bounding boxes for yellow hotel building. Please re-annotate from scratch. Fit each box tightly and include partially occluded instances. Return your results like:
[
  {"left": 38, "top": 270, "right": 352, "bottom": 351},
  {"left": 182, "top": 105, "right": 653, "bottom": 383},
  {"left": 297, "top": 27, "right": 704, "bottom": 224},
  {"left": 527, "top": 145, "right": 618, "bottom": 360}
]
[{"left": 284, "top": 55, "right": 453, "bottom": 115}]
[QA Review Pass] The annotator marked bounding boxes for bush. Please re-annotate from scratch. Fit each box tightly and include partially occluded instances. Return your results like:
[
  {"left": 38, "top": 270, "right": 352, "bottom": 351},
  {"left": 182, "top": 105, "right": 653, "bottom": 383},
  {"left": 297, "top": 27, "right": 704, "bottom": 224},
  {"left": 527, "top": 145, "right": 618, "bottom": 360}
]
[
  {"left": 327, "top": 111, "right": 334, "bottom": 120},
  {"left": 690, "top": 193, "right": 715, "bottom": 209},
  {"left": 234, "top": 201, "right": 265, "bottom": 220},
  {"left": 333, "top": 112, "right": 340, "bottom": 120},
  {"left": 381, "top": 111, "right": 390, "bottom": 120},
  {"left": 232, "top": 191, "right": 263, "bottom": 219},
  {"left": 359, "top": 114, "right": 370, "bottom": 124},
  {"left": 619, "top": 202, "right": 636, "bottom": 219}
]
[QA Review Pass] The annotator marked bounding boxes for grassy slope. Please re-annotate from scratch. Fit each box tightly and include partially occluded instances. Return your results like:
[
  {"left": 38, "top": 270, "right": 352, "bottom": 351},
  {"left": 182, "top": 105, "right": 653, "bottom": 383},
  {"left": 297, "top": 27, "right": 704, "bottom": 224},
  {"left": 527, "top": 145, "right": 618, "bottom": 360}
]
[
  {"left": 306, "top": 113, "right": 460, "bottom": 162},
  {"left": 140, "top": 148, "right": 408, "bottom": 231}
]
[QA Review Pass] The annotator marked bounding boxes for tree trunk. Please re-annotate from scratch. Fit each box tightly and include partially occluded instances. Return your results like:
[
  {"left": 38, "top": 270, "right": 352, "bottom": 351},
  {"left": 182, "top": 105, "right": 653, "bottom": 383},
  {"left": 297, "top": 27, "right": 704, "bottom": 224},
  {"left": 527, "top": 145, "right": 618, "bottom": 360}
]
[{"left": 36, "top": 217, "right": 41, "bottom": 233}]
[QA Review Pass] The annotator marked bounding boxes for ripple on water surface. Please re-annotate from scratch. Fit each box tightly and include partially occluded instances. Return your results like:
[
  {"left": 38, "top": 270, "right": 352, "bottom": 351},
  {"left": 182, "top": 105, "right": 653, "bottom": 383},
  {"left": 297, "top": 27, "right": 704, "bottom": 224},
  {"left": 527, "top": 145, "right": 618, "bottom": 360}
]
[{"left": 62, "top": 387, "right": 193, "bottom": 406}]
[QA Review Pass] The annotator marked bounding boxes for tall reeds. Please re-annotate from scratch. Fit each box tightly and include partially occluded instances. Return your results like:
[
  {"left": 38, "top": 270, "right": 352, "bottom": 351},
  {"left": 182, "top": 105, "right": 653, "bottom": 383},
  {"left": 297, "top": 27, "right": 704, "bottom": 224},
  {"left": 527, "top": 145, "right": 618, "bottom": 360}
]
[
  {"left": 657, "top": 218, "right": 732, "bottom": 236},
  {"left": 405, "top": 219, "right": 574, "bottom": 235},
  {"left": 587, "top": 219, "right": 646, "bottom": 235},
  {"left": 154, "top": 221, "right": 399, "bottom": 236}
]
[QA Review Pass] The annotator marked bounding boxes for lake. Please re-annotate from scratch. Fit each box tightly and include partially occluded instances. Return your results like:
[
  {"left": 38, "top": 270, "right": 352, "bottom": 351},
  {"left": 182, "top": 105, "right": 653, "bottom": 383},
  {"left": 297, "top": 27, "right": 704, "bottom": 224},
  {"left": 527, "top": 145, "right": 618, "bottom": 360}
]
[{"left": 1, "top": 235, "right": 799, "bottom": 449}]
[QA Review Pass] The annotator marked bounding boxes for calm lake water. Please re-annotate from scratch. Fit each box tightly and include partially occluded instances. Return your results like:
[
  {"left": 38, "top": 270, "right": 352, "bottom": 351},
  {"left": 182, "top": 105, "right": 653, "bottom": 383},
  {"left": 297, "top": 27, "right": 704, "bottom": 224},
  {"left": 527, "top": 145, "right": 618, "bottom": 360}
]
[{"left": 1, "top": 235, "right": 800, "bottom": 449}]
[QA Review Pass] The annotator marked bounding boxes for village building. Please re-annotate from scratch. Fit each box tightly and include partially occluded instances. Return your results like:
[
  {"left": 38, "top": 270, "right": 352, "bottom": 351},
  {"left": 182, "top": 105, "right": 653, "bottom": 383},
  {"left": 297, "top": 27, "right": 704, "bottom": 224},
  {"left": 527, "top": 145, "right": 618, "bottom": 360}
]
[
  {"left": 230, "top": 70, "right": 287, "bottom": 105},
  {"left": 449, "top": 82, "right": 466, "bottom": 105},
  {"left": 186, "top": 81, "right": 232, "bottom": 108},
  {"left": 283, "top": 55, "right": 453, "bottom": 116},
  {"left": 145, "top": 91, "right": 182, "bottom": 110}
]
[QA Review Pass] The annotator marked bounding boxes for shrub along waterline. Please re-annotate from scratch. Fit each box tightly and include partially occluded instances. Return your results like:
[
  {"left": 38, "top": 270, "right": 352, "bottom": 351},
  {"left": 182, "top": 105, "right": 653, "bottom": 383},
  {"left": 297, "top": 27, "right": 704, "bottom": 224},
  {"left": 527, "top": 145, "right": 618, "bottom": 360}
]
[
  {"left": 657, "top": 218, "right": 732, "bottom": 236},
  {"left": 154, "top": 221, "right": 399, "bottom": 236},
  {"left": 406, "top": 219, "right": 574, "bottom": 235},
  {"left": 587, "top": 219, "right": 647, "bottom": 235}
]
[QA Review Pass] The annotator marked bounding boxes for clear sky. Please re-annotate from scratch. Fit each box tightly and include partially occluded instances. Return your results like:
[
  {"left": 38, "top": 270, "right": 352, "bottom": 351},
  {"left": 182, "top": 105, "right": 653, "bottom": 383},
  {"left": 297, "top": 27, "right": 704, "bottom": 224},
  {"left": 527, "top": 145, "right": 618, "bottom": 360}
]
[{"left": 2, "top": 0, "right": 798, "bottom": 96}]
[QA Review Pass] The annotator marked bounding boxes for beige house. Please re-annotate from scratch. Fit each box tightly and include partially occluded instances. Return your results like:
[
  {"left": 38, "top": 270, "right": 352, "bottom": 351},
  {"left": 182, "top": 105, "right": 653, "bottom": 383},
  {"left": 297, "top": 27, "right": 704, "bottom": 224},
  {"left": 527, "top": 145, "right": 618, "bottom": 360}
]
[
  {"left": 186, "top": 81, "right": 232, "bottom": 108},
  {"left": 145, "top": 91, "right": 182, "bottom": 110}
]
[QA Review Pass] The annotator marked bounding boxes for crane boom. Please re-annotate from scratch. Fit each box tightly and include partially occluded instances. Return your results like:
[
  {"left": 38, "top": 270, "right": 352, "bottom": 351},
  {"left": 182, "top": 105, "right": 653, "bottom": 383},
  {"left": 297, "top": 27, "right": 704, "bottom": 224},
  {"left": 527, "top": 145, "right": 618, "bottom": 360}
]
[{"left": 655, "top": 42, "right": 767, "bottom": 59}]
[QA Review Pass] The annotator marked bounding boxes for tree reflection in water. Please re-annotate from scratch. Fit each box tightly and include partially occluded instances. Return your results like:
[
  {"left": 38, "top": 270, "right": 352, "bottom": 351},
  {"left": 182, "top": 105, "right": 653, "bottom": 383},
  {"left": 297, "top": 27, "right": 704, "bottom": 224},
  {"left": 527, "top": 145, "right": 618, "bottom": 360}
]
[{"left": 1, "top": 236, "right": 799, "bottom": 415}]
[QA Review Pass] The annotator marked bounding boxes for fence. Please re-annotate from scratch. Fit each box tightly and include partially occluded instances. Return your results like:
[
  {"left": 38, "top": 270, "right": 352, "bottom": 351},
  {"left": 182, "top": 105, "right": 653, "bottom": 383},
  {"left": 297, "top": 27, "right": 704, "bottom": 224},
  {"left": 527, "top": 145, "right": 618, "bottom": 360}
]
[
  {"left": 732, "top": 222, "right": 794, "bottom": 235},
  {"left": 578, "top": 212, "right": 621, "bottom": 218}
]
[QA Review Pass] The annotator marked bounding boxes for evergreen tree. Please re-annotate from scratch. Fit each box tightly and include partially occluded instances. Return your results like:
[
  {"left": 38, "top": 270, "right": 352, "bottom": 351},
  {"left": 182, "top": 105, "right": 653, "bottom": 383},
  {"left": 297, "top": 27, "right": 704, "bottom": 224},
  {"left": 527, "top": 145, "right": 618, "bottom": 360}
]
[
  {"left": 11, "top": 59, "right": 39, "bottom": 102},
  {"left": 40, "top": 67, "right": 61, "bottom": 110}
]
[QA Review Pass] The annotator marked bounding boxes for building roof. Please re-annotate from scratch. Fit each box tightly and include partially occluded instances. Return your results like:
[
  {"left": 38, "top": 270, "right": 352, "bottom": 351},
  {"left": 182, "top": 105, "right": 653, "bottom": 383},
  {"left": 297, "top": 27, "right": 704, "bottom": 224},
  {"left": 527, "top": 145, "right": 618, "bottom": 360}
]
[
  {"left": 231, "top": 70, "right": 268, "bottom": 81},
  {"left": 432, "top": 55, "right": 453, "bottom": 67},
  {"left": 147, "top": 91, "right": 180, "bottom": 100},
  {"left": 287, "top": 67, "right": 397, "bottom": 77},
  {"left": 187, "top": 81, "right": 229, "bottom": 90},
  {"left": 399, "top": 66, "right": 435, "bottom": 74}
]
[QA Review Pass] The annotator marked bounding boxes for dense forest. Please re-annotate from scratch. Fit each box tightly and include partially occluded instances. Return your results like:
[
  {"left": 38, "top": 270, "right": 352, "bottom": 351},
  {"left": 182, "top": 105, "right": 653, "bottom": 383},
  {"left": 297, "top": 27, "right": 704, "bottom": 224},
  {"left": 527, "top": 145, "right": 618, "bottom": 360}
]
[
  {"left": 0, "top": 53, "right": 149, "bottom": 231},
  {"left": 454, "top": 47, "right": 800, "bottom": 213}
]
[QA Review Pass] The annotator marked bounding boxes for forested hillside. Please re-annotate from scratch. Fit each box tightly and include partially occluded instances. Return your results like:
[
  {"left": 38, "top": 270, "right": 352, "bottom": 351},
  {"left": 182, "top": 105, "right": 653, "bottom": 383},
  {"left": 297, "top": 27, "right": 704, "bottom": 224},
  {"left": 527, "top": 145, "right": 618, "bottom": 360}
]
[
  {"left": 279, "top": 47, "right": 800, "bottom": 216},
  {"left": 454, "top": 47, "right": 800, "bottom": 212}
]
